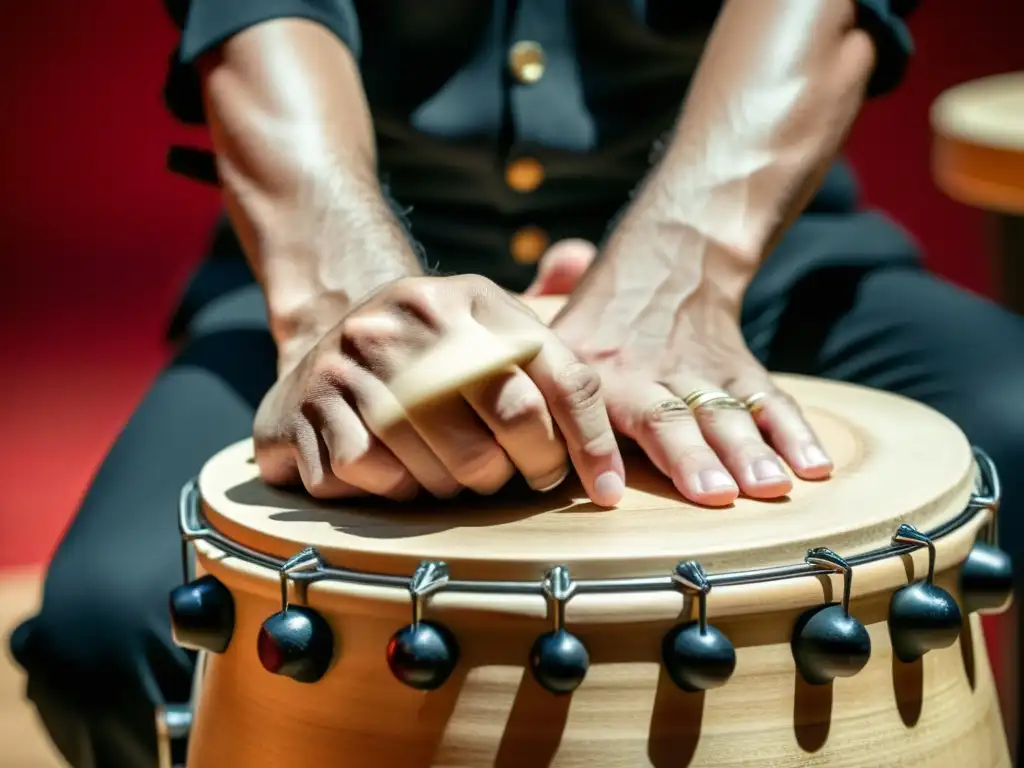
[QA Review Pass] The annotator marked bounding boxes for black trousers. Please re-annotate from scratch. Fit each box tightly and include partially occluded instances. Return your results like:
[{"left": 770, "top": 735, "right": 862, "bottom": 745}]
[{"left": 11, "top": 252, "right": 1024, "bottom": 766}]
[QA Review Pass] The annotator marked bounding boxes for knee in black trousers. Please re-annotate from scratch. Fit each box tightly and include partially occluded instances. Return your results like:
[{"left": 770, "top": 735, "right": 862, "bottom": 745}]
[{"left": 9, "top": 285, "right": 275, "bottom": 767}]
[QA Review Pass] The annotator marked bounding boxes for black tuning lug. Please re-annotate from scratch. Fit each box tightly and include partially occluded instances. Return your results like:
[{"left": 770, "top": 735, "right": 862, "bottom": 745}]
[
  {"left": 888, "top": 524, "right": 961, "bottom": 663},
  {"left": 662, "top": 561, "right": 736, "bottom": 692},
  {"left": 792, "top": 548, "right": 871, "bottom": 685},
  {"left": 256, "top": 548, "right": 334, "bottom": 683},
  {"left": 169, "top": 575, "right": 235, "bottom": 654},
  {"left": 386, "top": 561, "right": 460, "bottom": 691},
  {"left": 959, "top": 540, "right": 1014, "bottom": 616},
  {"left": 530, "top": 565, "right": 589, "bottom": 695},
  {"left": 257, "top": 606, "right": 334, "bottom": 683}
]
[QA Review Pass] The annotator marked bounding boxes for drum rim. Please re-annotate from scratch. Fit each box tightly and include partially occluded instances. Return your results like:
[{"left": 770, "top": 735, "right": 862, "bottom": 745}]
[
  {"left": 178, "top": 448, "right": 1000, "bottom": 598},
  {"left": 931, "top": 72, "right": 1024, "bottom": 151}
]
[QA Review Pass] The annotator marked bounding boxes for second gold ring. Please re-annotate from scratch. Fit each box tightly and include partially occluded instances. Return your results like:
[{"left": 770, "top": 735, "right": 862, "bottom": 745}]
[{"left": 682, "top": 388, "right": 745, "bottom": 412}]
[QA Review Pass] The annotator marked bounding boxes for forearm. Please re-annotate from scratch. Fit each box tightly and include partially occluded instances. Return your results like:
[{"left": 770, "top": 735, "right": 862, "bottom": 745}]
[
  {"left": 198, "top": 18, "right": 422, "bottom": 373},
  {"left": 612, "top": 0, "right": 876, "bottom": 301}
]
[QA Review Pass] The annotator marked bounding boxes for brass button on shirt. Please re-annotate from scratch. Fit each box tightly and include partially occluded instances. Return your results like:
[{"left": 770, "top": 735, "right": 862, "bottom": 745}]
[{"left": 163, "top": 0, "right": 918, "bottom": 298}]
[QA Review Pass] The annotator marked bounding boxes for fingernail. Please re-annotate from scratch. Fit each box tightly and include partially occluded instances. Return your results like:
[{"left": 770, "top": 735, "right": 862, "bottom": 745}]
[
  {"left": 698, "top": 469, "right": 737, "bottom": 493},
  {"left": 802, "top": 444, "right": 831, "bottom": 468},
  {"left": 752, "top": 458, "right": 787, "bottom": 483},
  {"left": 593, "top": 471, "right": 625, "bottom": 506},
  {"left": 531, "top": 466, "right": 571, "bottom": 493}
]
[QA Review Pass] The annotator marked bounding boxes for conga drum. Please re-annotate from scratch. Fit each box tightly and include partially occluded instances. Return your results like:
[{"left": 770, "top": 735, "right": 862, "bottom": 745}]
[{"left": 168, "top": 301, "right": 1014, "bottom": 767}]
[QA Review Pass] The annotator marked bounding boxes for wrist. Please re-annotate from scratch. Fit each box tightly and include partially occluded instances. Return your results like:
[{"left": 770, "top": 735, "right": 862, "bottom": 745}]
[
  {"left": 596, "top": 188, "right": 763, "bottom": 309},
  {"left": 251, "top": 177, "right": 424, "bottom": 376},
  {"left": 633, "top": 162, "right": 779, "bottom": 268},
  {"left": 268, "top": 262, "right": 419, "bottom": 377}
]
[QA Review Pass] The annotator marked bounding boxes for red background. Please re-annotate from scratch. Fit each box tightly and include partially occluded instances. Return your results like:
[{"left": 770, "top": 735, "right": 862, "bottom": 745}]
[{"left": 0, "top": 0, "right": 1021, "bottom": 569}]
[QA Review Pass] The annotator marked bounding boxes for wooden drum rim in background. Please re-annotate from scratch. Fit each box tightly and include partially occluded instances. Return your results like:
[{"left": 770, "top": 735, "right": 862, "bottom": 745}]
[{"left": 932, "top": 72, "right": 1024, "bottom": 214}]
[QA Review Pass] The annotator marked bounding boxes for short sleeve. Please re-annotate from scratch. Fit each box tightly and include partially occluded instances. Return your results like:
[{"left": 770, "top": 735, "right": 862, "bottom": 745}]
[
  {"left": 162, "top": 0, "right": 361, "bottom": 125},
  {"left": 855, "top": 0, "right": 916, "bottom": 98}
]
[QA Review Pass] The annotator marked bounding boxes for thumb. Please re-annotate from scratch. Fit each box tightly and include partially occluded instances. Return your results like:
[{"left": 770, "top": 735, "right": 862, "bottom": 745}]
[{"left": 524, "top": 239, "right": 597, "bottom": 296}]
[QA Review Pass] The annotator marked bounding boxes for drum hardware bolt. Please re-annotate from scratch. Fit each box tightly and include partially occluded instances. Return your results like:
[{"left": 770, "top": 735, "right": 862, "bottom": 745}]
[
  {"left": 168, "top": 575, "right": 236, "bottom": 655},
  {"left": 888, "top": 524, "right": 962, "bottom": 663},
  {"left": 792, "top": 548, "right": 871, "bottom": 685},
  {"left": 257, "top": 547, "right": 335, "bottom": 684},
  {"left": 530, "top": 565, "right": 590, "bottom": 695},
  {"left": 959, "top": 540, "right": 1014, "bottom": 616},
  {"left": 961, "top": 447, "right": 1014, "bottom": 616},
  {"left": 662, "top": 561, "right": 737, "bottom": 692},
  {"left": 168, "top": 481, "right": 237, "bottom": 654},
  {"left": 386, "top": 560, "right": 460, "bottom": 691}
]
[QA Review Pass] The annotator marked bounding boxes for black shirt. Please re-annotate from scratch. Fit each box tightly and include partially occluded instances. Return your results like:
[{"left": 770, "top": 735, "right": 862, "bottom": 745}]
[{"left": 162, "top": 0, "right": 918, "bottom": 296}]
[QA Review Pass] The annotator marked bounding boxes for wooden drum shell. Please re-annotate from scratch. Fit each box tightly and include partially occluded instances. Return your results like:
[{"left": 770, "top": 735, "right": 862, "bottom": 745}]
[{"left": 186, "top": 512, "right": 1009, "bottom": 768}]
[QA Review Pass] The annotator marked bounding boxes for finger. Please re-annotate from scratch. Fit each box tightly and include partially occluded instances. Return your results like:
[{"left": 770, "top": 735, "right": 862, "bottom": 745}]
[
  {"left": 738, "top": 385, "right": 833, "bottom": 481},
  {"left": 521, "top": 341, "right": 625, "bottom": 507},
  {"left": 316, "top": 397, "right": 421, "bottom": 501},
  {"left": 610, "top": 382, "right": 738, "bottom": 507},
  {"left": 524, "top": 239, "right": 597, "bottom": 296},
  {"left": 290, "top": 418, "right": 367, "bottom": 500},
  {"left": 472, "top": 296, "right": 624, "bottom": 506},
  {"left": 346, "top": 367, "right": 464, "bottom": 499},
  {"left": 463, "top": 367, "right": 570, "bottom": 492},
  {"left": 406, "top": 394, "right": 518, "bottom": 496},
  {"left": 669, "top": 382, "right": 792, "bottom": 499}
]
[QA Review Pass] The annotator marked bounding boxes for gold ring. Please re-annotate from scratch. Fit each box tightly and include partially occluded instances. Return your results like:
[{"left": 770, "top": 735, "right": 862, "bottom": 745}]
[
  {"left": 744, "top": 392, "right": 769, "bottom": 415},
  {"left": 682, "top": 388, "right": 745, "bottom": 412}
]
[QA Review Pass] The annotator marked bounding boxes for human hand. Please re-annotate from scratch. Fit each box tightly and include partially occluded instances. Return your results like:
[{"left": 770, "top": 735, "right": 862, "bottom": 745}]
[
  {"left": 539, "top": 244, "right": 831, "bottom": 507},
  {"left": 253, "top": 275, "right": 625, "bottom": 506}
]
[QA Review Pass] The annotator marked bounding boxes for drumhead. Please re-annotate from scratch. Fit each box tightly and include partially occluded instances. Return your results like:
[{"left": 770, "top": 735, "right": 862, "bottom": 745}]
[{"left": 198, "top": 375, "right": 975, "bottom": 581}]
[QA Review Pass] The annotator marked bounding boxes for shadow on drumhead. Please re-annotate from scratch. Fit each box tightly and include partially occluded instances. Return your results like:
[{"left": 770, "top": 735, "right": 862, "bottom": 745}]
[
  {"left": 227, "top": 461, "right": 697, "bottom": 539},
  {"left": 226, "top": 475, "right": 566, "bottom": 538}
]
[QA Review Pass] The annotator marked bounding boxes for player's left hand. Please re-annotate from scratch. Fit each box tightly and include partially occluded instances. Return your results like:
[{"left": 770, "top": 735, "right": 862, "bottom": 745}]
[{"left": 527, "top": 239, "right": 833, "bottom": 507}]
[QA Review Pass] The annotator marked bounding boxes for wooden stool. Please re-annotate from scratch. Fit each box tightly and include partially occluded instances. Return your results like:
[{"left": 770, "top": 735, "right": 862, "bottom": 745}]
[{"left": 931, "top": 71, "right": 1024, "bottom": 761}]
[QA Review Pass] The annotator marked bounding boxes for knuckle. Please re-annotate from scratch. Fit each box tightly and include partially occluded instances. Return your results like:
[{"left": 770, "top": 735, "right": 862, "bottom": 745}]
[
  {"left": 578, "top": 429, "right": 619, "bottom": 461},
  {"left": 554, "top": 361, "right": 603, "bottom": 412},
  {"left": 329, "top": 441, "right": 372, "bottom": 477},
  {"left": 456, "top": 273, "right": 497, "bottom": 293},
  {"left": 449, "top": 443, "right": 510, "bottom": 485},
  {"left": 675, "top": 445, "right": 723, "bottom": 467},
  {"left": 481, "top": 376, "right": 550, "bottom": 427},
  {"left": 502, "top": 392, "right": 549, "bottom": 428},
  {"left": 254, "top": 442, "right": 296, "bottom": 486},
  {"left": 339, "top": 313, "right": 405, "bottom": 363},
  {"left": 732, "top": 439, "right": 779, "bottom": 463},
  {"left": 639, "top": 402, "right": 696, "bottom": 433},
  {"left": 767, "top": 386, "right": 799, "bottom": 411},
  {"left": 301, "top": 369, "right": 340, "bottom": 407},
  {"left": 385, "top": 277, "right": 439, "bottom": 317}
]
